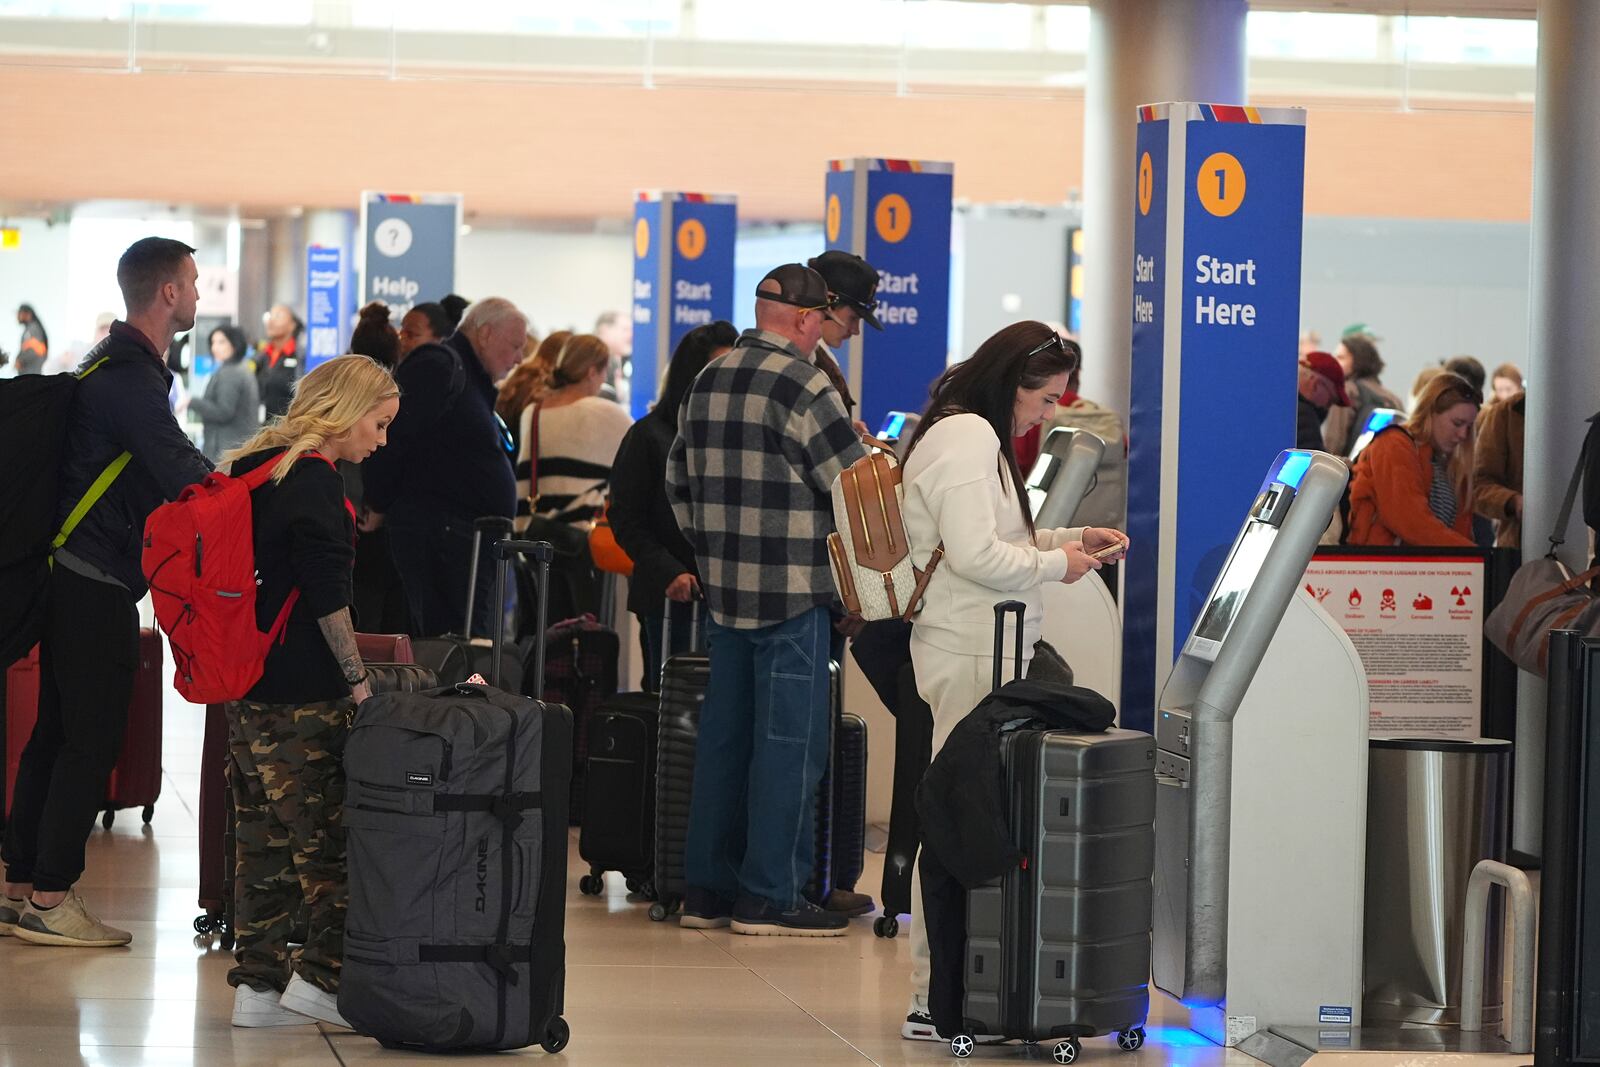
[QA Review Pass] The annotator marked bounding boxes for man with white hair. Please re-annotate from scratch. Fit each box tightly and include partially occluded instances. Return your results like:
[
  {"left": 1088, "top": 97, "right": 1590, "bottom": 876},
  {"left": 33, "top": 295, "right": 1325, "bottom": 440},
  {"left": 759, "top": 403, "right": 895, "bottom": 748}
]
[{"left": 363, "top": 296, "right": 528, "bottom": 637}]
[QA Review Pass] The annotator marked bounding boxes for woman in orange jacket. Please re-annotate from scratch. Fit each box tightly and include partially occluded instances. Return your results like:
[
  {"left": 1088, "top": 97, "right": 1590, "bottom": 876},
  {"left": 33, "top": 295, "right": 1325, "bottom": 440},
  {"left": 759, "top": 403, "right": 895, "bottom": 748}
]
[{"left": 1347, "top": 372, "right": 1481, "bottom": 548}]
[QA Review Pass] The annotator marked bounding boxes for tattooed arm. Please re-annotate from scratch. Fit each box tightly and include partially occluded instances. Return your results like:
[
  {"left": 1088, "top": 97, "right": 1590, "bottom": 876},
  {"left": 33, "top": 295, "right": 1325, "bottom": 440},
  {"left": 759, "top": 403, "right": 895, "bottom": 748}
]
[{"left": 318, "top": 606, "right": 371, "bottom": 705}]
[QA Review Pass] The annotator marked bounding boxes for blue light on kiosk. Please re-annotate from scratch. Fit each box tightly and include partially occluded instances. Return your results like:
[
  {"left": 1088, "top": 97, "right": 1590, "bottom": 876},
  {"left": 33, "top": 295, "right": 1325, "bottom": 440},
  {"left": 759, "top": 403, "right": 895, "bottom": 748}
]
[
  {"left": 1274, "top": 451, "right": 1312, "bottom": 489},
  {"left": 1145, "top": 1025, "right": 1216, "bottom": 1049},
  {"left": 1364, "top": 409, "right": 1399, "bottom": 434}
]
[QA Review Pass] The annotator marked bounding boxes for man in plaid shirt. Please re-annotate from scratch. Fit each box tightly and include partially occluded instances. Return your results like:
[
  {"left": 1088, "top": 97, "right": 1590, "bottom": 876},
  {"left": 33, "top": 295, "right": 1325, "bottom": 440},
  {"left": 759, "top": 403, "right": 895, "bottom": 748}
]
[{"left": 667, "top": 264, "right": 868, "bottom": 936}]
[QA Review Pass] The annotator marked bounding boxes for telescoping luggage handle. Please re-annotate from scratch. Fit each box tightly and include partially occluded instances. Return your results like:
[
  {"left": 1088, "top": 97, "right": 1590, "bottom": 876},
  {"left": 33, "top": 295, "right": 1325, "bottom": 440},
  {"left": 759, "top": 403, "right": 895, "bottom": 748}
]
[
  {"left": 462, "top": 517, "right": 514, "bottom": 639},
  {"left": 661, "top": 594, "right": 704, "bottom": 656},
  {"left": 492, "top": 538, "right": 555, "bottom": 695},
  {"left": 992, "top": 600, "right": 1026, "bottom": 692}
]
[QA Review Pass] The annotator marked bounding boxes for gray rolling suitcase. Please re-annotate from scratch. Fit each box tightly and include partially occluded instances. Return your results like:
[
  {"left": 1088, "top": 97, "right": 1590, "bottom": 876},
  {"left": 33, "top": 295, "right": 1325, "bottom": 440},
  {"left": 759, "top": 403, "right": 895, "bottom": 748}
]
[
  {"left": 952, "top": 602, "right": 1155, "bottom": 1064},
  {"left": 340, "top": 538, "right": 573, "bottom": 1054}
]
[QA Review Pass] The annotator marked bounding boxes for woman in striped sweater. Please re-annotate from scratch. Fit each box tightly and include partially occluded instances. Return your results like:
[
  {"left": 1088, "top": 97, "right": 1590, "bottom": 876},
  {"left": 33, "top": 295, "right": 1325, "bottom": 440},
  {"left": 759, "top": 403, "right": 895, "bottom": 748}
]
[{"left": 515, "top": 332, "right": 633, "bottom": 531}]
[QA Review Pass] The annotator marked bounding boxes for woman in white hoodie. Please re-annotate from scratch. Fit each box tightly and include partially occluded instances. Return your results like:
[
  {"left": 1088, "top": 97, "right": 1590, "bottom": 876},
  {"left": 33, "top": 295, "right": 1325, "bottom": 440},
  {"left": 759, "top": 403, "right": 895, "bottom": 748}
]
[{"left": 896, "top": 320, "right": 1129, "bottom": 1041}]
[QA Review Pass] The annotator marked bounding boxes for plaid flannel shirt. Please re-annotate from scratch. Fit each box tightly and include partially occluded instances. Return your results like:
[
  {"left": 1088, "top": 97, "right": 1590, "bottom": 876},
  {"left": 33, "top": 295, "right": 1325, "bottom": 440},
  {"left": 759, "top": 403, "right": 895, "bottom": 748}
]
[{"left": 668, "top": 329, "right": 869, "bottom": 630}]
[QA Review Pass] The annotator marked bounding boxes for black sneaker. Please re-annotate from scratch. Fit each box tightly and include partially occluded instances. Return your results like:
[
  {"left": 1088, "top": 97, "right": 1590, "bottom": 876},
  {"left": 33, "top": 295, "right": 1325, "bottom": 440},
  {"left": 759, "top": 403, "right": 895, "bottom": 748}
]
[
  {"left": 730, "top": 894, "right": 847, "bottom": 937},
  {"left": 679, "top": 886, "right": 734, "bottom": 929}
]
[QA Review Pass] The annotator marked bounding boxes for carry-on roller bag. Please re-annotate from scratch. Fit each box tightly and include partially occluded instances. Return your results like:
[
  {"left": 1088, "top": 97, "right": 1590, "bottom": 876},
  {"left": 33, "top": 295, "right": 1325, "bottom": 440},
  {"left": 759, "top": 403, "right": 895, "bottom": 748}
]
[
  {"left": 100, "top": 626, "right": 164, "bottom": 829},
  {"left": 340, "top": 537, "right": 572, "bottom": 1054},
  {"left": 575, "top": 689, "right": 659, "bottom": 898},
  {"left": 831, "top": 708, "right": 869, "bottom": 897},
  {"left": 537, "top": 614, "right": 619, "bottom": 825},
  {"left": 412, "top": 516, "right": 525, "bottom": 693},
  {"left": 947, "top": 602, "right": 1154, "bottom": 1064},
  {"left": 647, "top": 601, "right": 708, "bottom": 922},
  {"left": 195, "top": 659, "right": 439, "bottom": 949}
]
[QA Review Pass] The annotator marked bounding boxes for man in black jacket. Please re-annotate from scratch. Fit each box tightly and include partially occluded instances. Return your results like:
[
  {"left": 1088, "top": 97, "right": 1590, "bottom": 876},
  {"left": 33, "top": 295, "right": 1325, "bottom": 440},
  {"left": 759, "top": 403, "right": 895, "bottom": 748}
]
[
  {"left": 1, "top": 237, "right": 212, "bottom": 948},
  {"left": 363, "top": 296, "right": 527, "bottom": 637}
]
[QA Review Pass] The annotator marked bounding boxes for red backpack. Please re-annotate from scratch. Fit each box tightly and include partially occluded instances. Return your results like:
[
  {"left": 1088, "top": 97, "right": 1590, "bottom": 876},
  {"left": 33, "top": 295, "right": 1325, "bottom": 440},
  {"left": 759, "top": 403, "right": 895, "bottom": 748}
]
[{"left": 142, "top": 450, "right": 344, "bottom": 703}]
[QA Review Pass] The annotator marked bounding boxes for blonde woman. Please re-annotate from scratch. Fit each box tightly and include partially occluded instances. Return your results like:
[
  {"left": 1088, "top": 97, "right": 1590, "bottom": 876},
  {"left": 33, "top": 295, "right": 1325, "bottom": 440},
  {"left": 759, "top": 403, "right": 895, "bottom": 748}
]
[
  {"left": 1347, "top": 371, "right": 1479, "bottom": 547},
  {"left": 218, "top": 355, "right": 399, "bottom": 1031}
]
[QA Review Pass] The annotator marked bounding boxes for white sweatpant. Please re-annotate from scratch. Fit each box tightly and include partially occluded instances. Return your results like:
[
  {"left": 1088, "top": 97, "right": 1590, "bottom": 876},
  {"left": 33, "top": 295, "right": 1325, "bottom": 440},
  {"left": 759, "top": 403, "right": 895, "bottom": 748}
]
[{"left": 906, "top": 630, "right": 1031, "bottom": 1010}]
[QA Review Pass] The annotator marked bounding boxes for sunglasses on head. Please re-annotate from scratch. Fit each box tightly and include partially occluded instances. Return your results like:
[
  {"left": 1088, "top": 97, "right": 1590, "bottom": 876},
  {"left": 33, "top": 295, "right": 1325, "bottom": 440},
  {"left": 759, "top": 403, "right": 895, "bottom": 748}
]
[{"left": 1025, "top": 331, "right": 1066, "bottom": 359}]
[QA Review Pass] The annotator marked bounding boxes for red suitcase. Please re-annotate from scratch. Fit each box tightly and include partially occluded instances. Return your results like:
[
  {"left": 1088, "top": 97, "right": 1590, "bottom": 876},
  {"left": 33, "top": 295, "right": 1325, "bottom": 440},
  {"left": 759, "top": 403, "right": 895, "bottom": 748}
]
[
  {"left": 3, "top": 646, "right": 42, "bottom": 821},
  {"left": 100, "top": 628, "right": 164, "bottom": 829}
]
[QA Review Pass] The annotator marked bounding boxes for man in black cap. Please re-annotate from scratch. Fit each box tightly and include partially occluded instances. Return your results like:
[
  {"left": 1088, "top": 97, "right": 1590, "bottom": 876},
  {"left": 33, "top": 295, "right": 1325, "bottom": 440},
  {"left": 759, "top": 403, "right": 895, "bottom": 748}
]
[
  {"left": 806, "top": 250, "right": 883, "bottom": 426},
  {"left": 668, "top": 264, "right": 869, "bottom": 937}
]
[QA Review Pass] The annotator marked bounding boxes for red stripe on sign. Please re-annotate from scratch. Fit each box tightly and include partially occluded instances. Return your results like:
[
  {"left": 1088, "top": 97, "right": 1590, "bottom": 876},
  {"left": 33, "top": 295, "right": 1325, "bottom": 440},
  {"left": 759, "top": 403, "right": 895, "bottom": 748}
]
[
  {"left": 1210, "top": 105, "right": 1252, "bottom": 123},
  {"left": 683, "top": 192, "right": 707, "bottom": 202},
  {"left": 829, "top": 160, "right": 845, "bottom": 172},
  {"left": 883, "top": 159, "right": 913, "bottom": 172}
]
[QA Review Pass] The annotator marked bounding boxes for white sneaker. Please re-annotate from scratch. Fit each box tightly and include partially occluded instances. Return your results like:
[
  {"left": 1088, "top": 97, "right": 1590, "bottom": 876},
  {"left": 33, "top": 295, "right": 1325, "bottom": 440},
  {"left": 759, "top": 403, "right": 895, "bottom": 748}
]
[
  {"left": 279, "top": 973, "right": 351, "bottom": 1029},
  {"left": 232, "top": 984, "right": 313, "bottom": 1028}
]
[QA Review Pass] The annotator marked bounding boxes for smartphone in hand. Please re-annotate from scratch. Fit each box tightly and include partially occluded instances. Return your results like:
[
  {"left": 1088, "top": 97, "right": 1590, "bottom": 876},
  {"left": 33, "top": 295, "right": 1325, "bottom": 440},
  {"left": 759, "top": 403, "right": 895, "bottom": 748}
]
[{"left": 1090, "top": 539, "right": 1128, "bottom": 561}]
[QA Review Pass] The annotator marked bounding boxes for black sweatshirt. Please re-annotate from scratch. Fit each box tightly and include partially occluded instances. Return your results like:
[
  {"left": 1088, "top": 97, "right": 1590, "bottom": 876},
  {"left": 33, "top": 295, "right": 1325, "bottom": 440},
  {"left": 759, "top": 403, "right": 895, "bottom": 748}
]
[
  {"left": 234, "top": 448, "right": 356, "bottom": 705},
  {"left": 608, "top": 414, "right": 698, "bottom": 617}
]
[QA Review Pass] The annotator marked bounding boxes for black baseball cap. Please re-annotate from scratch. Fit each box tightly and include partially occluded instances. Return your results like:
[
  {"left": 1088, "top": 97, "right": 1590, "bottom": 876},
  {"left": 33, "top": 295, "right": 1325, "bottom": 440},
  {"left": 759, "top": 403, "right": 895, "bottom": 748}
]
[
  {"left": 755, "top": 264, "right": 832, "bottom": 311},
  {"left": 807, "top": 250, "right": 883, "bottom": 330}
]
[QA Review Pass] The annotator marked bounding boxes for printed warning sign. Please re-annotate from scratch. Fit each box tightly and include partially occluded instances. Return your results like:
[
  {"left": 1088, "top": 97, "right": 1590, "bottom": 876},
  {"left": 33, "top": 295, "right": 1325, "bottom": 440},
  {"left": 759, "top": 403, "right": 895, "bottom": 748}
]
[{"left": 1303, "top": 553, "right": 1484, "bottom": 739}]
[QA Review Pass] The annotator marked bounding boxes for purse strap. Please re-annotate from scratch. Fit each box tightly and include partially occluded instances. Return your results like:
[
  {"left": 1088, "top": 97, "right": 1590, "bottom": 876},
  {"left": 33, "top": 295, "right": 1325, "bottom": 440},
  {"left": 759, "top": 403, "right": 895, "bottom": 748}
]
[
  {"left": 528, "top": 401, "right": 542, "bottom": 511},
  {"left": 1549, "top": 414, "right": 1600, "bottom": 557}
]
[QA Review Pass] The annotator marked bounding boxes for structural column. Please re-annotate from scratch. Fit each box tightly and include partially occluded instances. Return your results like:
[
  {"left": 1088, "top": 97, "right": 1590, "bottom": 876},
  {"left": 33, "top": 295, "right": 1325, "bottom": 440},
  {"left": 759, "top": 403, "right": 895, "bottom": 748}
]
[
  {"left": 1513, "top": 0, "right": 1600, "bottom": 861},
  {"left": 1081, "top": 0, "right": 1247, "bottom": 415}
]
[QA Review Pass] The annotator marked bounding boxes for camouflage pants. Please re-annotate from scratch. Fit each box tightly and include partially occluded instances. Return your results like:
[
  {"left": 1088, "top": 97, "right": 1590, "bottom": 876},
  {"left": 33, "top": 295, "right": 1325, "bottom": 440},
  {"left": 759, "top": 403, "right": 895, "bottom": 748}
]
[{"left": 226, "top": 698, "right": 351, "bottom": 995}]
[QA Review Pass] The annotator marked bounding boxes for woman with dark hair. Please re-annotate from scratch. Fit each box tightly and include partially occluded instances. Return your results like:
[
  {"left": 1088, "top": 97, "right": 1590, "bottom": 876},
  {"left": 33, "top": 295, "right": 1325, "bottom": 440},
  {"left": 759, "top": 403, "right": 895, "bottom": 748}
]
[
  {"left": 188, "top": 323, "right": 262, "bottom": 462},
  {"left": 397, "top": 302, "right": 450, "bottom": 363},
  {"left": 609, "top": 320, "right": 736, "bottom": 689},
  {"left": 343, "top": 304, "right": 411, "bottom": 632},
  {"left": 897, "top": 320, "right": 1127, "bottom": 1042},
  {"left": 1324, "top": 332, "right": 1404, "bottom": 455},
  {"left": 1347, "top": 371, "right": 1480, "bottom": 548},
  {"left": 348, "top": 302, "right": 399, "bottom": 368}
]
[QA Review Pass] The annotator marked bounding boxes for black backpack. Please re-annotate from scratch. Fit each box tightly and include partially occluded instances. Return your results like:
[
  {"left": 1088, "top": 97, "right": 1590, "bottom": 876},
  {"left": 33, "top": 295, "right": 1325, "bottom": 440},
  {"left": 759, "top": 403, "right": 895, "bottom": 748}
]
[{"left": 0, "top": 361, "right": 128, "bottom": 667}]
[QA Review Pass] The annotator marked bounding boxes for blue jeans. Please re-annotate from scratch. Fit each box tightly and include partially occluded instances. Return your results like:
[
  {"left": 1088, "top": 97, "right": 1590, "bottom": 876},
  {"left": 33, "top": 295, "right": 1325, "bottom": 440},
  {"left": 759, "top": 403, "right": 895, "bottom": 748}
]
[{"left": 685, "top": 605, "right": 832, "bottom": 910}]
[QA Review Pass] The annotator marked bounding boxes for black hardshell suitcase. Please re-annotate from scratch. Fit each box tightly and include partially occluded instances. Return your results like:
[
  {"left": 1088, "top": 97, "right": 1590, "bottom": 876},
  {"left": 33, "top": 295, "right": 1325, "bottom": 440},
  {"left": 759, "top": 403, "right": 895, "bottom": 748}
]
[
  {"left": 576, "top": 690, "right": 659, "bottom": 898},
  {"left": 951, "top": 602, "right": 1155, "bottom": 1064},
  {"left": 412, "top": 516, "right": 525, "bottom": 693},
  {"left": 538, "top": 615, "right": 620, "bottom": 825},
  {"left": 340, "top": 538, "right": 572, "bottom": 1054},
  {"left": 830, "top": 709, "right": 868, "bottom": 896},
  {"left": 648, "top": 603, "right": 709, "bottom": 922}
]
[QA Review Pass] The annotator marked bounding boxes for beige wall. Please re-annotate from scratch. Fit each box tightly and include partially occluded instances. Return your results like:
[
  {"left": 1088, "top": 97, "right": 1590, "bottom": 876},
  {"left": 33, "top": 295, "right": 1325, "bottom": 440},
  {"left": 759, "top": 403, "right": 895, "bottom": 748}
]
[{"left": 0, "top": 67, "right": 1530, "bottom": 222}]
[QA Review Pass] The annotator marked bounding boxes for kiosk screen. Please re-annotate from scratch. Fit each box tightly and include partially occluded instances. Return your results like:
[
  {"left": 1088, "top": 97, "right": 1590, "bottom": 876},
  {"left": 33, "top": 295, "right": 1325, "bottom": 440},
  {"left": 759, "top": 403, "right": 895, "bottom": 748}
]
[
  {"left": 1348, "top": 407, "right": 1404, "bottom": 462},
  {"left": 1025, "top": 453, "right": 1058, "bottom": 515},
  {"left": 1186, "top": 520, "right": 1278, "bottom": 661}
]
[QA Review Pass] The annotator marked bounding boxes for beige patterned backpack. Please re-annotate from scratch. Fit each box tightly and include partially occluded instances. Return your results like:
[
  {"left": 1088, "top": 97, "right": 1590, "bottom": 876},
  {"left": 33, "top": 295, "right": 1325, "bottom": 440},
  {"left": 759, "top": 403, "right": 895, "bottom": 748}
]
[{"left": 826, "top": 446, "right": 944, "bottom": 622}]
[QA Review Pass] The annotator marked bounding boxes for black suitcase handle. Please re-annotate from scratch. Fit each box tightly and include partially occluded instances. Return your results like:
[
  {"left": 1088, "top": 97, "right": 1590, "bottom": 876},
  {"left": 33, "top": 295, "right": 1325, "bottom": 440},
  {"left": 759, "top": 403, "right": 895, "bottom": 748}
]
[
  {"left": 492, "top": 539, "right": 554, "bottom": 695},
  {"left": 661, "top": 594, "right": 703, "bottom": 656},
  {"left": 992, "top": 600, "right": 1026, "bottom": 692},
  {"left": 462, "top": 516, "right": 514, "bottom": 638}
]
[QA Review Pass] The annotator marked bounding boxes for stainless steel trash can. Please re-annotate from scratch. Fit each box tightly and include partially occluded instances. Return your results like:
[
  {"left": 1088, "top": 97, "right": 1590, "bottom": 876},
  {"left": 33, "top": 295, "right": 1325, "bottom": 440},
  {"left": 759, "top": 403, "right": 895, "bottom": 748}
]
[{"left": 1363, "top": 737, "right": 1512, "bottom": 1026}]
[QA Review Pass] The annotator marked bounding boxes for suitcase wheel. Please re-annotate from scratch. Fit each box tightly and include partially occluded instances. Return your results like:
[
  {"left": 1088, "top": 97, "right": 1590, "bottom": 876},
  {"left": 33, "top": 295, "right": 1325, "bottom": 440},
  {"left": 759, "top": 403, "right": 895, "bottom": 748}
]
[
  {"left": 101, "top": 810, "right": 114, "bottom": 831},
  {"left": 578, "top": 873, "right": 605, "bottom": 896},
  {"left": 193, "top": 914, "right": 217, "bottom": 936},
  {"left": 1052, "top": 1038, "right": 1081, "bottom": 1064},
  {"left": 648, "top": 901, "right": 673, "bottom": 923},
  {"left": 142, "top": 805, "right": 154, "bottom": 825},
  {"left": 1117, "top": 1028, "right": 1146, "bottom": 1052},
  {"left": 873, "top": 915, "right": 899, "bottom": 939},
  {"left": 950, "top": 1034, "right": 975, "bottom": 1059},
  {"left": 540, "top": 1016, "right": 570, "bottom": 1054}
]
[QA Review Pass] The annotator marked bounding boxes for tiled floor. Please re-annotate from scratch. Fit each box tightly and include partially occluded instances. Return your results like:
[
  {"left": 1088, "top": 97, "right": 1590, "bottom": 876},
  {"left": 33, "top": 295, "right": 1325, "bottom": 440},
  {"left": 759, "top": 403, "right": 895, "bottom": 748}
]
[{"left": 0, "top": 690, "right": 1532, "bottom": 1066}]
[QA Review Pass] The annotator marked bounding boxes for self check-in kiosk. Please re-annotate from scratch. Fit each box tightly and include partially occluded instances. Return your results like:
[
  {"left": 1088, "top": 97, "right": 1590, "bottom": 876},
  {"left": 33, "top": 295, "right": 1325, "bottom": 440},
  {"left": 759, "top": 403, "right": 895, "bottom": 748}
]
[
  {"left": 1026, "top": 427, "right": 1123, "bottom": 705},
  {"left": 1151, "top": 450, "right": 1370, "bottom": 1047}
]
